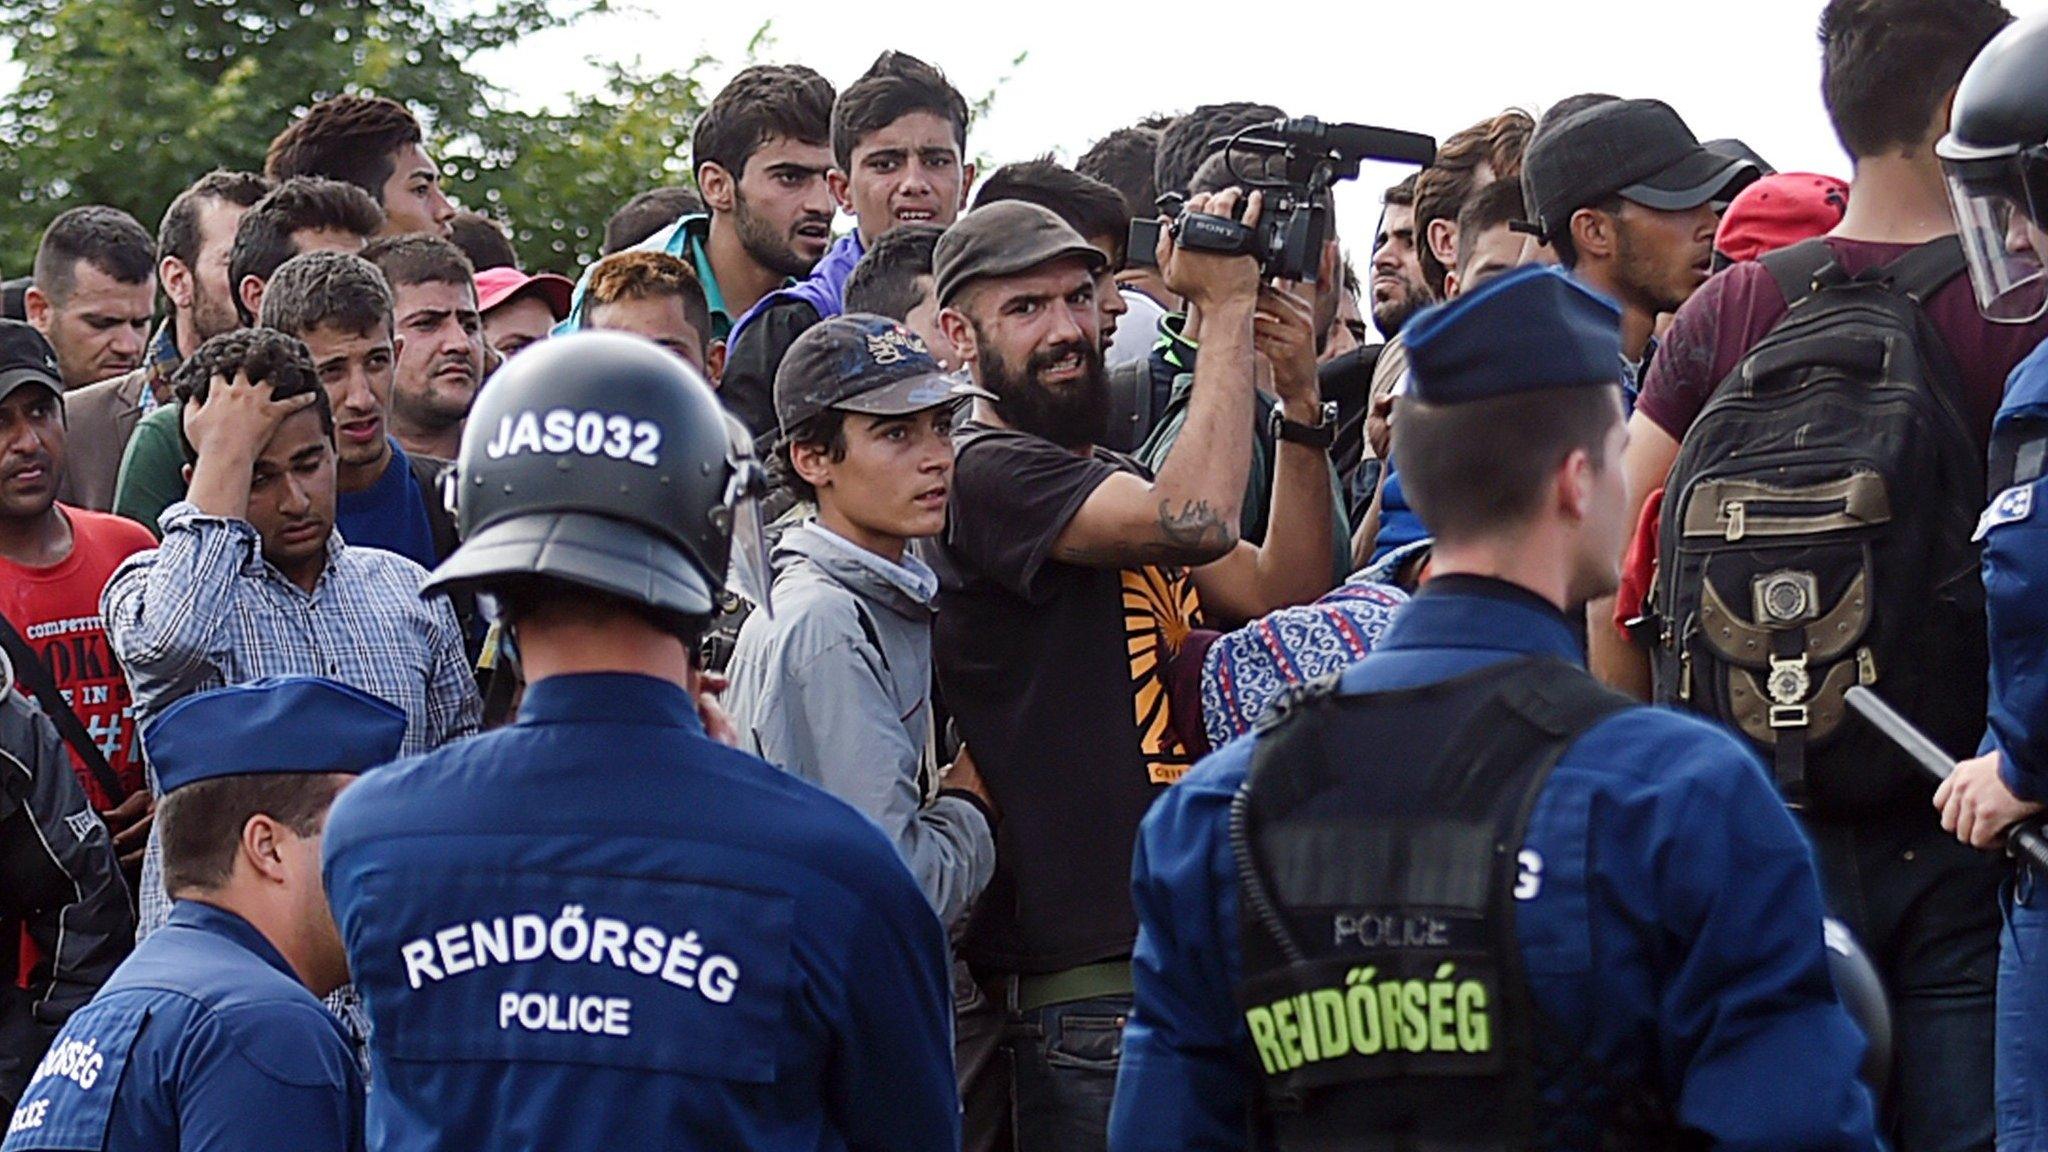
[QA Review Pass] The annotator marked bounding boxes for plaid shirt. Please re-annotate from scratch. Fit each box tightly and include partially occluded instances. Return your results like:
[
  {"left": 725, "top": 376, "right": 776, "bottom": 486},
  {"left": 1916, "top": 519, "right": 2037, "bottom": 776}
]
[
  {"left": 134, "top": 323, "right": 181, "bottom": 415},
  {"left": 103, "top": 501, "right": 482, "bottom": 1042}
]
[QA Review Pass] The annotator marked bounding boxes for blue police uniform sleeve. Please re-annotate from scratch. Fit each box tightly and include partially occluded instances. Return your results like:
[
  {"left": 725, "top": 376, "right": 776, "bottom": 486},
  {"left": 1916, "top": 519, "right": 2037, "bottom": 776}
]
[
  {"left": 819, "top": 839, "right": 961, "bottom": 1150},
  {"left": 1584, "top": 717, "right": 1881, "bottom": 1152},
  {"left": 1109, "top": 741, "right": 1254, "bottom": 1152},
  {"left": 173, "top": 1004, "right": 363, "bottom": 1152},
  {"left": 1983, "top": 475, "right": 2048, "bottom": 802},
  {"left": 1986, "top": 349, "right": 2048, "bottom": 802}
]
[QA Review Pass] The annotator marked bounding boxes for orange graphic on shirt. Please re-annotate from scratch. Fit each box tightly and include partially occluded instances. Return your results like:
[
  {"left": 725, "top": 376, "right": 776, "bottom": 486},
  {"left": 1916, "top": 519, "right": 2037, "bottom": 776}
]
[{"left": 1123, "top": 566, "right": 1202, "bottom": 785}]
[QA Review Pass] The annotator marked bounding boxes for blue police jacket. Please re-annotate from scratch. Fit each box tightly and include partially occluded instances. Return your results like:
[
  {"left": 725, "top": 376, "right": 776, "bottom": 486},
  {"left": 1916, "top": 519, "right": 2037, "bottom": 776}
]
[
  {"left": 1983, "top": 339, "right": 2048, "bottom": 803},
  {"left": 321, "top": 672, "right": 959, "bottom": 1152},
  {"left": 2, "top": 901, "right": 362, "bottom": 1152},
  {"left": 1107, "top": 578, "right": 1882, "bottom": 1152}
]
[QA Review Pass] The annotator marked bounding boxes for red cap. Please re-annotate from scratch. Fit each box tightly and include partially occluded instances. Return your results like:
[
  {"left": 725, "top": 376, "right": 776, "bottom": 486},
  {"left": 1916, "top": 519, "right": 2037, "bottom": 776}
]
[
  {"left": 475, "top": 267, "right": 573, "bottom": 320},
  {"left": 1714, "top": 172, "right": 1849, "bottom": 264}
]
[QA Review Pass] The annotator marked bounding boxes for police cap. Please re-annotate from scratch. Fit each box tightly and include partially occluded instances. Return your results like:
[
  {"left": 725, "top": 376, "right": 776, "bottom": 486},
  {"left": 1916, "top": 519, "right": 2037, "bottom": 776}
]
[
  {"left": 1401, "top": 265, "right": 1623, "bottom": 406},
  {"left": 145, "top": 677, "right": 407, "bottom": 793}
]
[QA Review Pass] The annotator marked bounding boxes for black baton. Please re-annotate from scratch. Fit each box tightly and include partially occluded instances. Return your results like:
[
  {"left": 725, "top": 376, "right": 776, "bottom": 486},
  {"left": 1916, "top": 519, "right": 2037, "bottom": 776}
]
[{"left": 1844, "top": 686, "right": 2048, "bottom": 877}]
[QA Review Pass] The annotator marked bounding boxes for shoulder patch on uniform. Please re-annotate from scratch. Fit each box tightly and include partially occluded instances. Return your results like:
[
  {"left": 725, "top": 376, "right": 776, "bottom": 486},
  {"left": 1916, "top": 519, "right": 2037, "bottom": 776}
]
[{"left": 1975, "top": 484, "right": 2034, "bottom": 542}]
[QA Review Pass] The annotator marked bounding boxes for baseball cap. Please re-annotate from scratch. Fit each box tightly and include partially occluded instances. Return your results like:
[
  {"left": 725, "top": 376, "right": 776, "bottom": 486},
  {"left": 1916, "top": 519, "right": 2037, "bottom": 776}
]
[
  {"left": 0, "top": 320, "right": 62, "bottom": 404},
  {"left": 1521, "top": 99, "right": 1761, "bottom": 242},
  {"left": 934, "top": 201, "right": 1108, "bottom": 307},
  {"left": 774, "top": 313, "right": 990, "bottom": 437},
  {"left": 1714, "top": 172, "right": 1850, "bottom": 265},
  {"left": 476, "top": 266, "right": 574, "bottom": 320}
]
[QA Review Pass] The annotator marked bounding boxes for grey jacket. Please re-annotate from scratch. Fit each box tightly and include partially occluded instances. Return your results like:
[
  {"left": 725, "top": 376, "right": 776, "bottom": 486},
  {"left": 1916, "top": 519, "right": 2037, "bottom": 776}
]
[{"left": 726, "top": 522, "right": 993, "bottom": 927}]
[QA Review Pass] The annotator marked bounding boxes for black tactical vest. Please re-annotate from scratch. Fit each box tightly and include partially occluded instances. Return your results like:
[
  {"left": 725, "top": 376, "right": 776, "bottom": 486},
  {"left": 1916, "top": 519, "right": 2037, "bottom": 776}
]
[{"left": 1231, "top": 657, "right": 1630, "bottom": 1151}]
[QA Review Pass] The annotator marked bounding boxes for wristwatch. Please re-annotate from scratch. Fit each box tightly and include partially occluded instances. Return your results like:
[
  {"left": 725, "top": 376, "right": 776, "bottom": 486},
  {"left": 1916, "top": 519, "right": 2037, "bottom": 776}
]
[{"left": 1269, "top": 400, "right": 1339, "bottom": 449}]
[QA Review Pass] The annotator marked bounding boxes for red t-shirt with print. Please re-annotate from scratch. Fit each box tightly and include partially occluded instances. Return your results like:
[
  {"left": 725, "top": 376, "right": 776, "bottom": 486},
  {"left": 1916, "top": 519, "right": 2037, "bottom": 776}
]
[{"left": 0, "top": 504, "right": 157, "bottom": 810}]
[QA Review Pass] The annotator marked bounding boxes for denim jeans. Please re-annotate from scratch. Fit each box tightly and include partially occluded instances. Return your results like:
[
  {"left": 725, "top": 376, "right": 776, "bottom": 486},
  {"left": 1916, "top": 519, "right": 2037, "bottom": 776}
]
[
  {"left": 1999, "top": 868, "right": 2048, "bottom": 1150},
  {"left": 1808, "top": 812, "right": 2000, "bottom": 1152},
  {"left": 1005, "top": 994, "right": 1129, "bottom": 1152}
]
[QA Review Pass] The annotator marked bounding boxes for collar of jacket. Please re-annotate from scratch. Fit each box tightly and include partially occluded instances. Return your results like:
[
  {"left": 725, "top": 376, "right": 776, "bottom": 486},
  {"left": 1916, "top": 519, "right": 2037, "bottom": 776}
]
[
  {"left": 1376, "top": 574, "right": 1584, "bottom": 666},
  {"left": 516, "top": 671, "right": 705, "bottom": 733},
  {"left": 773, "top": 520, "right": 938, "bottom": 620}
]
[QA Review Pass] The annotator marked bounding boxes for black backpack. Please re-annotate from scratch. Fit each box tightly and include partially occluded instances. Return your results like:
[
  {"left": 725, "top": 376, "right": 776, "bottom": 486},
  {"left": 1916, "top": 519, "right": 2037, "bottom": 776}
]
[{"left": 1646, "top": 237, "right": 1986, "bottom": 815}]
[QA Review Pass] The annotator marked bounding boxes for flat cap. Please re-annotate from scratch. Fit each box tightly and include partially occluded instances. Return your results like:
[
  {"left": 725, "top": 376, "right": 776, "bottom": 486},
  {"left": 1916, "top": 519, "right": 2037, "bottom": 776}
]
[{"left": 934, "top": 201, "right": 1107, "bottom": 307}]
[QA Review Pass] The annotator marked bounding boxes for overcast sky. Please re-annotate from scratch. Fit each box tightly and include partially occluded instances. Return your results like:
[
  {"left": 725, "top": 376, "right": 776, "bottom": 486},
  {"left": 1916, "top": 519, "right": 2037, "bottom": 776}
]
[{"left": 467, "top": 0, "right": 2048, "bottom": 253}]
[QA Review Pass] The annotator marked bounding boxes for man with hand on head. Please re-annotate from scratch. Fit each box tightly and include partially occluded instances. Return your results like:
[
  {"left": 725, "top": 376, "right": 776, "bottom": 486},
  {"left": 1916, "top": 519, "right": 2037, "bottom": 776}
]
[
  {"left": 102, "top": 328, "right": 479, "bottom": 966},
  {"left": 1, "top": 676, "right": 399, "bottom": 1152}
]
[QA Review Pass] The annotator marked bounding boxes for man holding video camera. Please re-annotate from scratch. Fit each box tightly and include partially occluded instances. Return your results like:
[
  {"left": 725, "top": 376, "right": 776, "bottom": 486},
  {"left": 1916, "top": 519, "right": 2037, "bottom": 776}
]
[{"left": 930, "top": 187, "right": 1335, "bottom": 1152}]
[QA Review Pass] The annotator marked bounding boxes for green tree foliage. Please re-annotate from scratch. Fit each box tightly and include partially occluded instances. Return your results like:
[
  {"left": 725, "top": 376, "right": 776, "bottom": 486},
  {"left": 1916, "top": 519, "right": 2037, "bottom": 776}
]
[
  {"left": 0, "top": 0, "right": 715, "bottom": 276},
  {"left": 446, "top": 60, "right": 710, "bottom": 274}
]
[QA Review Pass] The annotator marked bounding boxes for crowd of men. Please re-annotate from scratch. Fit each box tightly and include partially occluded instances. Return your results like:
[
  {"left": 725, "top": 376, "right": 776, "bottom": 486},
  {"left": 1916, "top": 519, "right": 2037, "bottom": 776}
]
[{"left": 8, "top": 0, "right": 2048, "bottom": 1148}]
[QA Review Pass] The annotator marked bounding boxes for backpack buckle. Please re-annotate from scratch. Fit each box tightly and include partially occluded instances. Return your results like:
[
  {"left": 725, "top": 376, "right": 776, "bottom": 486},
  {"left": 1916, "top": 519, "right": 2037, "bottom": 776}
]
[
  {"left": 1766, "top": 654, "right": 1812, "bottom": 729},
  {"left": 1769, "top": 703, "right": 1811, "bottom": 729}
]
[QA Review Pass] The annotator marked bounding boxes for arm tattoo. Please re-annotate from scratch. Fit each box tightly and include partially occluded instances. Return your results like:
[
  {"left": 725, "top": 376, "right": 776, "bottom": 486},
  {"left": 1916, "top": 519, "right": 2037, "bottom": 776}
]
[
  {"left": 1157, "top": 499, "right": 1233, "bottom": 551},
  {"left": 1052, "top": 498, "right": 1242, "bottom": 568}
]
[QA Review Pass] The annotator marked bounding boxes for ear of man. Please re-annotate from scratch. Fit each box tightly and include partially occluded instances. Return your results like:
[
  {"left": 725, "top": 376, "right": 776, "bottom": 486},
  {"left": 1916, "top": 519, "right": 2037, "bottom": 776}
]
[
  {"left": 238, "top": 812, "right": 294, "bottom": 886},
  {"left": 161, "top": 256, "right": 196, "bottom": 312},
  {"left": 697, "top": 162, "right": 736, "bottom": 215}
]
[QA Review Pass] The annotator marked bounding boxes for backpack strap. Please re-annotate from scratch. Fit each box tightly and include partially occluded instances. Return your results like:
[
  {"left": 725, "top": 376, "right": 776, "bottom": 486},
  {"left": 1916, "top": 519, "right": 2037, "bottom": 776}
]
[
  {"left": 1104, "top": 359, "right": 1153, "bottom": 454},
  {"left": 1864, "top": 235, "right": 1968, "bottom": 306},
  {"left": 0, "top": 612, "right": 127, "bottom": 803},
  {"left": 1759, "top": 238, "right": 1842, "bottom": 310}
]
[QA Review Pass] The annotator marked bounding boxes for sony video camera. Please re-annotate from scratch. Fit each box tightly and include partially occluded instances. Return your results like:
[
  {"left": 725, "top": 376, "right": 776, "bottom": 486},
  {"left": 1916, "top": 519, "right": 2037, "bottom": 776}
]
[{"left": 1131, "top": 118, "right": 1437, "bottom": 283}]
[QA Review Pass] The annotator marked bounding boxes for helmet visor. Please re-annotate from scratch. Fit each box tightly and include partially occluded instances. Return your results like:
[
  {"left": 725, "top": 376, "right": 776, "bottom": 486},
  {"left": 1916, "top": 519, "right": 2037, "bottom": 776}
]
[
  {"left": 1945, "top": 155, "right": 2048, "bottom": 323},
  {"left": 721, "top": 417, "right": 775, "bottom": 619}
]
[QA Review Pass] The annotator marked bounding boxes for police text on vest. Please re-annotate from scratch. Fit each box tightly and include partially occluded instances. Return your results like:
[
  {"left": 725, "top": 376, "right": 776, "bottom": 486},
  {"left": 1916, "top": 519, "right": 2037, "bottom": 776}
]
[{"left": 499, "top": 991, "right": 633, "bottom": 1037}]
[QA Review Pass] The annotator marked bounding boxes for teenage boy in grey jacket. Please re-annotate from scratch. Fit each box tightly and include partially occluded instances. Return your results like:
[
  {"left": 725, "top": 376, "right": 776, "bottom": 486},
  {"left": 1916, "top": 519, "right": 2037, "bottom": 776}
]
[{"left": 726, "top": 313, "right": 994, "bottom": 926}]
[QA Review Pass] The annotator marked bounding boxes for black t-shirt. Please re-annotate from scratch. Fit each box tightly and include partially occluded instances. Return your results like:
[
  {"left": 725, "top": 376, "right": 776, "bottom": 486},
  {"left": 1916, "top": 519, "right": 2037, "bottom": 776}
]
[{"left": 935, "top": 422, "right": 1203, "bottom": 974}]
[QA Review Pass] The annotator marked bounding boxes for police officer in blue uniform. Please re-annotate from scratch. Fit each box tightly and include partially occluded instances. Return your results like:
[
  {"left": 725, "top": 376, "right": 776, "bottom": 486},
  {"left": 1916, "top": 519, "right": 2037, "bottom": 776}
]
[
  {"left": 1933, "top": 16, "right": 2048, "bottom": 1145},
  {"left": 3, "top": 676, "right": 401, "bottom": 1152},
  {"left": 320, "top": 331, "right": 960, "bottom": 1151},
  {"left": 1106, "top": 265, "right": 1883, "bottom": 1152}
]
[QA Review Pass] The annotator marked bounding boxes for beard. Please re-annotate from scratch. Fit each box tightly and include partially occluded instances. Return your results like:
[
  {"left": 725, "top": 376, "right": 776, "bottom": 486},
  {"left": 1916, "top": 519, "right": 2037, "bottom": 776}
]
[
  {"left": 1615, "top": 222, "right": 1701, "bottom": 314},
  {"left": 734, "top": 190, "right": 824, "bottom": 279},
  {"left": 977, "top": 326, "right": 1111, "bottom": 450},
  {"left": 1371, "top": 276, "right": 1428, "bottom": 337},
  {"left": 189, "top": 276, "right": 242, "bottom": 343}
]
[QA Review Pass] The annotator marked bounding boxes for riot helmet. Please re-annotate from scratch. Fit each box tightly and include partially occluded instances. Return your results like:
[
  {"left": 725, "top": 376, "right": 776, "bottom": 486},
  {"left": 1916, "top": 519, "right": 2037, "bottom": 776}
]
[
  {"left": 1938, "top": 13, "right": 2048, "bottom": 323},
  {"left": 422, "top": 330, "right": 773, "bottom": 624}
]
